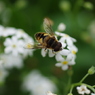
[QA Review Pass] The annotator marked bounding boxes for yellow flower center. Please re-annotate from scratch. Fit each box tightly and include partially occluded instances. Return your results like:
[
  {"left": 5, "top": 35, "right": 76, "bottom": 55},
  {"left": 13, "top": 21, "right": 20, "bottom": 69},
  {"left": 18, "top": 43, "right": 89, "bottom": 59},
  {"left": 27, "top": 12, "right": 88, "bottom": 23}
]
[
  {"left": 19, "top": 30, "right": 24, "bottom": 34},
  {"left": 12, "top": 44, "right": 16, "bottom": 48},
  {"left": 26, "top": 43, "right": 33, "bottom": 49},
  {"left": 72, "top": 50, "right": 76, "bottom": 54},
  {"left": 64, "top": 34, "right": 69, "bottom": 37},
  {"left": 62, "top": 61, "right": 68, "bottom": 65}
]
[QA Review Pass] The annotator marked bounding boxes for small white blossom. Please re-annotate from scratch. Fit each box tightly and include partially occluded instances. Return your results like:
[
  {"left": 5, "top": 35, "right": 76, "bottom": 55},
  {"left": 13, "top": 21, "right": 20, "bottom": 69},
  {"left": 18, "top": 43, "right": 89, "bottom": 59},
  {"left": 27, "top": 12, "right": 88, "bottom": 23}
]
[
  {"left": 76, "top": 85, "right": 90, "bottom": 95},
  {"left": 67, "top": 45, "right": 78, "bottom": 60},
  {"left": 0, "top": 68, "right": 9, "bottom": 83},
  {"left": 0, "top": 25, "right": 16, "bottom": 37},
  {"left": 23, "top": 36, "right": 34, "bottom": 58},
  {"left": 55, "top": 56, "right": 75, "bottom": 70},
  {"left": 55, "top": 32, "right": 76, "bottom": 46},
  {"left": 47, "top": 91, "right": 56, "bottom": 95},
  {"left": 58, "top": 23, "right": 66, "bottom": 32},
  {"left": 0, "top": 54, "right": 23, "bottom": 69},
  {"left": 15, "top": 29, "right": 28, "bottom": 39},
  {"left": 4, "top": 36, "right": 25, "bottom": 56},
  {"left": 22, "top": 70, "right": 57, "bottom": 95}
]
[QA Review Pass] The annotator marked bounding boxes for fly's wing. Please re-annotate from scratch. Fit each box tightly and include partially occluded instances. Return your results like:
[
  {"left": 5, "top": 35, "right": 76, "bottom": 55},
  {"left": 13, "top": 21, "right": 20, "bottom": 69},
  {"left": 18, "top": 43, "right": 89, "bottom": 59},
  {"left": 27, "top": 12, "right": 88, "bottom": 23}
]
[
  {"left": 43, "top": 18, "right": 54, "bottom": 36},
  {"left": 24, "top": 43, "right": 45, "bottom": 49}
]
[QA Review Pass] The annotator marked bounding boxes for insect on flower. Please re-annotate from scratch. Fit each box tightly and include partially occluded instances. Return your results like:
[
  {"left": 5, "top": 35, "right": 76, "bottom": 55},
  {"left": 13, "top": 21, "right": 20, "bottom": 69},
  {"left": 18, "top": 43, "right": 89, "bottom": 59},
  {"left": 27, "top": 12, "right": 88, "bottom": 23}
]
[{"left": 26, "top": 18, "right": 62, "bottom": 52}]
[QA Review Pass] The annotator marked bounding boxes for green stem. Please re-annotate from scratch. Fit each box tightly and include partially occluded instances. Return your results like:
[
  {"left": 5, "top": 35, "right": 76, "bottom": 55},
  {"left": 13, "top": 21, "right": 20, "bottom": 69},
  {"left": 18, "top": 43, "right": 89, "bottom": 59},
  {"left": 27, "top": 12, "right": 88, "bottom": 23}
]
[
  {"left": 86, "top": 84, "right": 95, "bottom": 93},
  {"left": 64, "top": 69, "right": 73, "bottom": 95},
  {"left": 92, "top": 85, "right": 95, "bottom": 88},
  {"left": 70, "top": 83, "right": 82, "bottom": 93},
  {"left": 79, "top": 73, "right": 89, "bottom": 83}
]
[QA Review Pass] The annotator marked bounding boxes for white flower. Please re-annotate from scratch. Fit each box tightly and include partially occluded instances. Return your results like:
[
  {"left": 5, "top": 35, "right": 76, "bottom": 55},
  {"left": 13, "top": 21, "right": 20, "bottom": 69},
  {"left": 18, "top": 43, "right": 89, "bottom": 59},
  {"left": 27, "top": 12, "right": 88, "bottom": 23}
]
[
  {"left": 22, "top": 70, "right": 57, "bottom": 95},
  {"left": 0, "top": 54, "right": 23, "bottom": 69},
  {"left": 55, "top": 32, "right": 76, "bottom": 46},
  {"left": 76, "top": 85, "right": 90, "bottom": 95},
  {"left": 57, "top": 23, "right": 66, "bottom": 32},
  {"left": 55, "top": 56, "right": 75, "bottom": 70},
  {"left": 23, "top": 35, "right": 35, "bottom": 58},
  {"left": 91, "top": 93, "right": 95, "bottom": 95},
  {"left": 15, "top": 29, "right": 28, "bottom": 39},
  {"left": 4, "top": 36, "right": 25, "bottom": 56},
  {"left": 0, "top": 25, "right": 16, "bottom": 37},
  {"left": 47, "top": 91, "right": 56, "bottom": 95},
  {"left": 67, "top": 45, "right": 78, "bottom": 60},
  {"left": 0, "top": 68, "right": 9, "bottom": 83},
  {"left": 41, "top": 49, "right": 55, "bottom": 57}
]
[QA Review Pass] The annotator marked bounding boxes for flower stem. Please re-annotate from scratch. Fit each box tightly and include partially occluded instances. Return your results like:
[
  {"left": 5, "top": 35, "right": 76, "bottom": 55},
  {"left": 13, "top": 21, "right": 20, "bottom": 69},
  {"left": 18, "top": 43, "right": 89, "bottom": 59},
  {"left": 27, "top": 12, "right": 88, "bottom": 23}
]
[
  {"left": 70, "top": 83, "right": 82, "bottom": 93},
  {"left": 86, "top": 84, "right": 95, "bottom": 93},
  {"left": 92, "top": 85, "right": 95, "bottom": 88},
  {"left": 79, "top": 73, "right": 89, "bottom": 83}
]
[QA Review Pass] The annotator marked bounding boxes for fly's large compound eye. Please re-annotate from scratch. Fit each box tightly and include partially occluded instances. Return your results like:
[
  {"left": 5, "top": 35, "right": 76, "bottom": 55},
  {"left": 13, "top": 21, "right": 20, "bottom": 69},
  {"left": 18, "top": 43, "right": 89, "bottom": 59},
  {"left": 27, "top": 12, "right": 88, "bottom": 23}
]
[{"left": 54, "top": 42, "right": 62, "bottom": 52}]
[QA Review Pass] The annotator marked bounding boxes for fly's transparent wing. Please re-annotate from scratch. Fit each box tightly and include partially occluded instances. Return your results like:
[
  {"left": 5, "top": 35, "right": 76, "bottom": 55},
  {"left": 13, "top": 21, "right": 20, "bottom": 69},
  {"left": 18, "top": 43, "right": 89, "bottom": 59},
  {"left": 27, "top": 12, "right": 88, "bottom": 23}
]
[
  {"left": 24, "top": 43, "right": 44, "bottom": 49},
  {"left": 43, "top": 18, "right": 54, "bottom": 36}
]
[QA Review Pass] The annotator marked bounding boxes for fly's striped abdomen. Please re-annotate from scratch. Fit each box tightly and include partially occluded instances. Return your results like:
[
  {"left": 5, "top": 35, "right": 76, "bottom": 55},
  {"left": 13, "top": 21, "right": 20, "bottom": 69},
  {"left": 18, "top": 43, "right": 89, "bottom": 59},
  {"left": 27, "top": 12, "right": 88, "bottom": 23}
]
[{"left": 46, "top": 38, "right": 57, "bottom": 48}]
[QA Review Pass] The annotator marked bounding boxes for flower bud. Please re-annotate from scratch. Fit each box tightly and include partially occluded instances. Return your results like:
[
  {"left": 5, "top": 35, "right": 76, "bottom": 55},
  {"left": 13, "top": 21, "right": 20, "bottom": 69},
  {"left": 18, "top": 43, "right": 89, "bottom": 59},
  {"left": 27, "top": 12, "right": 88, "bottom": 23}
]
[
  {"left": 59, "top": 1, "right": 71, "bottom": 12},
  {"left": 83, "top": 2, "right": 94, "bottom": 10},
  {"left": 68, "top": 93, "right": 73, "bottom": 95},
  {"left": 88, "top": 66, "right": 95, "bottom": 75}
]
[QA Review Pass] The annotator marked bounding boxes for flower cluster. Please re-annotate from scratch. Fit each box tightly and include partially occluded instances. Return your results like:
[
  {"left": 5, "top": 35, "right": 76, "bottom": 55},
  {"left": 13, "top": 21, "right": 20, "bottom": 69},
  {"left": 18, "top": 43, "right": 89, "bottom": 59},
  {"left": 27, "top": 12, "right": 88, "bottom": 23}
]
[
  {"left": 41, "top": 23, "right": 78, "bottom": 70},
  {"left": 0, "top": 25, "right": 34, "bottom": 83},
  {"left": 22, "top": 70, "right": 57, "bottom": 95}
]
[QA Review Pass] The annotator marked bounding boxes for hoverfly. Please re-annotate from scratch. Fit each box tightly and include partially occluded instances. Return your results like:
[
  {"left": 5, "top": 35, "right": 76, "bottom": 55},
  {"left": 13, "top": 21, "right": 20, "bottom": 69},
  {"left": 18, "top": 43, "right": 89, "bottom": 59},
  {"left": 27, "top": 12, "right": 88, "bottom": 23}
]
[{"left": 26, "top": 18, "right": 62, "bottom": 52}]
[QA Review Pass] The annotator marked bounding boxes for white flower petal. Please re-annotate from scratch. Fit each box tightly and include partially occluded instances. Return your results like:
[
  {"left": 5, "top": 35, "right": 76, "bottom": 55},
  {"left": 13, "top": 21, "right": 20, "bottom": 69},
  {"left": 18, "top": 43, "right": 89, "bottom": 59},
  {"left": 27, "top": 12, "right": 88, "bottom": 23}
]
[
  {"left": 68, "top": 60, "right": 75, "bottom": 65},
  {"left": 4, "top": 38, "right": 12, "bottom": 46},
  {"left": 60, "top": 49, "right": 70, "bottom": 56},
  {"left": 12, "top": 49, "right": 18, "bottom": 56},
  {"left": 41, "top": 49, "right": 47, "bottom": 57},
  {"left": 55, "top": 63, "right": 62, "bottom": 67},
  {"left": 55, "top": 53, "right": 64, "bottom": 61},
  {"left": 48, "top": 50, "right": 55, "bottom": 57},
  {"left": 67, "top": 53, "right": 74, "bottom": 60},
  {"left": 5, "top": 46, "right": 12, "bottom": 53},
  {"left": 17, "top": 47, "right": 24, "bottom": 53},
  {"left": 61, "top": 42, "right": 66, "bottom": 48},
  {"left": 71, "top": 37, "right": 77, "bottom": 42},
  {"left": 55, "top": 31, "right": 64, "bottom": 36},
  {"left": 67, "top": 38, "right": 73, "bottom": 46},
  {"left": 62, "top": 65, "right": 68, "bottom": 70}
]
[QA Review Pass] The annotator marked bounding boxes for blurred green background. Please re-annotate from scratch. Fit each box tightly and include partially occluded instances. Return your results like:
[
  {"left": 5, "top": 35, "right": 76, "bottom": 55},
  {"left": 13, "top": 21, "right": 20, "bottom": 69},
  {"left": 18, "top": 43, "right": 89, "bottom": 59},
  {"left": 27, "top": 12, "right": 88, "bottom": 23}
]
[{"left": 0, "top": 0, "right": 95, "bottom": 95}]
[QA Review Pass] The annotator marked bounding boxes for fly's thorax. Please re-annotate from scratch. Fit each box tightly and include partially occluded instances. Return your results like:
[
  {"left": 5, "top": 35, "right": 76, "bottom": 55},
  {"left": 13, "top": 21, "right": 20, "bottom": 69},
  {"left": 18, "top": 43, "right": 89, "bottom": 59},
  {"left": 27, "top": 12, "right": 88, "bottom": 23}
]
[{"left": 35, "top": 32, "right": 50, "bottom": 43}]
